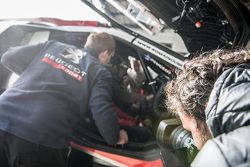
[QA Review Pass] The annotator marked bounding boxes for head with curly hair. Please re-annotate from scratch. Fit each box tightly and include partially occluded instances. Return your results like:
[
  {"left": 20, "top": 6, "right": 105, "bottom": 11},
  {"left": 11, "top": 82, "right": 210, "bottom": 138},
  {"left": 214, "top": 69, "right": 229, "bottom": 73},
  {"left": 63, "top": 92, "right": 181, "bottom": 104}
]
[{"left": 165, "top": 48, "right": 250, "bottom": 149}]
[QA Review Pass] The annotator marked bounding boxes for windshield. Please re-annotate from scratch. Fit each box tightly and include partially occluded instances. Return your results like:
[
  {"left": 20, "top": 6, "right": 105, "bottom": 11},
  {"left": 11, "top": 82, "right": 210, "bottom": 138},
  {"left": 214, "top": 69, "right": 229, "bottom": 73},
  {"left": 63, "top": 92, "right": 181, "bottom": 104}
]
[{"left": 85, "top": 0, "right": 188, "bottom": 55}]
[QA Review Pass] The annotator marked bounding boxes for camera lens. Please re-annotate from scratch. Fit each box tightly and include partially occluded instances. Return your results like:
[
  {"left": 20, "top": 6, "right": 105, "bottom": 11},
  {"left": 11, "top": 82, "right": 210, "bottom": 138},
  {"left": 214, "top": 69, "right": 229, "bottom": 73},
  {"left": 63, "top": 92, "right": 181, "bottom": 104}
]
[
  {"left": 156, "top": 119, "right": 199, "bottom": 164},
  {"left": 170, "top": 125, "right": 194, "bottom": 149}
]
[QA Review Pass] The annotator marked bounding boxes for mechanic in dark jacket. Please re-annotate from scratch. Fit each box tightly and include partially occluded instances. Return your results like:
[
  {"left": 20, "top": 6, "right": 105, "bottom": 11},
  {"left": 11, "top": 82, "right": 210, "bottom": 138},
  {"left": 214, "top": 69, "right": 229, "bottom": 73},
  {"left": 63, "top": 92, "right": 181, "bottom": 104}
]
[
  {"left": 0, "top": 32, "right": 128, "bottom": 167},
  {"left": 165, "top": 48, "right": 250, "bottom": 166}
]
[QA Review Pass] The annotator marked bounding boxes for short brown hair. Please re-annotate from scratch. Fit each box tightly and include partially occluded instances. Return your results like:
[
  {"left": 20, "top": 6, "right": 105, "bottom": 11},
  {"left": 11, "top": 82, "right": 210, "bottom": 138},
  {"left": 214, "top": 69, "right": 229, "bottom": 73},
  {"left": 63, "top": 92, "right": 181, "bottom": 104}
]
[{"left": 84, "top": 32, "right": 116, "bottom": 55}]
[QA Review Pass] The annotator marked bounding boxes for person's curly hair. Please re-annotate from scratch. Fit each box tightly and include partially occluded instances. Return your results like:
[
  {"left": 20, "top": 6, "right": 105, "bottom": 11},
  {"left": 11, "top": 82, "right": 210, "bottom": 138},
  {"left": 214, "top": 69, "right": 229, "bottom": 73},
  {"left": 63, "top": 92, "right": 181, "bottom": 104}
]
[{"left": 165, "top": 48, "right": 250, "bottom": 121}]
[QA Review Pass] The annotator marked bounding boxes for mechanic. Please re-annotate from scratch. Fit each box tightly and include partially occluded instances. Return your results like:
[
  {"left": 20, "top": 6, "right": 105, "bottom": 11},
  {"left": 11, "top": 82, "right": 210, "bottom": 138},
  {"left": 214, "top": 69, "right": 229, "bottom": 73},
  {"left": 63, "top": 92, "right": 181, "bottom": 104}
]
[
  {"left": 165, "top": 48, "right": 250, "bottom": 167},
  {"left": 0, "top": 32, "right": 128, "bottom": 167}
]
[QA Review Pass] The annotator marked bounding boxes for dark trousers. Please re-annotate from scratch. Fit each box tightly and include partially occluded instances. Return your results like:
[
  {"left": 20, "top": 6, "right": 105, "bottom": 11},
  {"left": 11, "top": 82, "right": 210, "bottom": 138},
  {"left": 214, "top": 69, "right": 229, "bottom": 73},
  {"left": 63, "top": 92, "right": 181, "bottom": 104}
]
[{"left": 0, "top": 130, "right": 69, "bottom": 167}]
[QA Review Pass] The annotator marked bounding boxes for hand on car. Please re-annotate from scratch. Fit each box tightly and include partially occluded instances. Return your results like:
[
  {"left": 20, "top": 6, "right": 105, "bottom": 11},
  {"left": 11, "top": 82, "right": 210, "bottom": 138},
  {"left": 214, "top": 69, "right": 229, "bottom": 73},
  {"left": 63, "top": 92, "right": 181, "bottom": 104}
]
[
  {"left": 116, "top": 129, "right": 128, "bottom": 145},
  {"left": 146, "top": 94, "right": 154, "bottom": 101}
]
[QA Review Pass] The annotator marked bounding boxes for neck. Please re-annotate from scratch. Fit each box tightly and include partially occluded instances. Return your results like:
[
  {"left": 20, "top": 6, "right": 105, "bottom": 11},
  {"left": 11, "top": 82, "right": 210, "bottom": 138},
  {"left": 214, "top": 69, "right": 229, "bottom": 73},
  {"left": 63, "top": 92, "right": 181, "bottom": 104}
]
[{"left": 84, "top": 47, "right": 98, "bottom": 58}]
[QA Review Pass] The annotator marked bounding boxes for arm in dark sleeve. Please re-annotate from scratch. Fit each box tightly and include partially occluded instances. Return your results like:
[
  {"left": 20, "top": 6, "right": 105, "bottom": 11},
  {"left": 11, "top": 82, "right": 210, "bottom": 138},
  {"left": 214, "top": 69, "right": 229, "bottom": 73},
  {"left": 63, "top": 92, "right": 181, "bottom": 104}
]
[
  {"left": 89, "top": 69, "right": 120, "bottom": 145},
  {"left": 1, "top": 42, "right": 45, "bottom": 75}
]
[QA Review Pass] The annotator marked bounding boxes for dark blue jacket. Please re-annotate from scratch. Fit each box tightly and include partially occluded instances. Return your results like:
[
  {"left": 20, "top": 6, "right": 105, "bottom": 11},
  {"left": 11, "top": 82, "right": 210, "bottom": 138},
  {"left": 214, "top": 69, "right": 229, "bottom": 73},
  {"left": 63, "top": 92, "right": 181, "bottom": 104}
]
[
  {"left": 0, "top": 40, "right": 119, "bottom": 148},
  {"left": 192, "top": 63, "right": 250, "bottom": 167}
]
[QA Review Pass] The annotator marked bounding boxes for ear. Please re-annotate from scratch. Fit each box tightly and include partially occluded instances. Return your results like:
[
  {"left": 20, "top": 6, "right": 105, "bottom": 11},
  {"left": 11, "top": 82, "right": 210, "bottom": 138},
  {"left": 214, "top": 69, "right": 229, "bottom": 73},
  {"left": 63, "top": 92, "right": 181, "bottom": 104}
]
[
  {"left": 178, "top": 111, "right": 197, "bottom": 131},
  {"left": 98, "top": 51, "right": 105, "bottom": 59},
  {"left": 98, "top": 50, "right": 108, "bottom": 58},
  {"left": 98, "top": 50, "right": 109, "bottom": 64},
  {"left": 104, "top": 50, "right": 109, "bottom": 55}
]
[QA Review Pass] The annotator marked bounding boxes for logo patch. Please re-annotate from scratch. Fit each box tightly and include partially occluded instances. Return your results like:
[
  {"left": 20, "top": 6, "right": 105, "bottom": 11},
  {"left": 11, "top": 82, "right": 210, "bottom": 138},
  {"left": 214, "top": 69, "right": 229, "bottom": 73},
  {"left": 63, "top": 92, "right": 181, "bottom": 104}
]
[
  {"left": 42, "top": 53, "right": 86, "bottom": 81},
  {"left": 62, "top": 48, "right": 83, "bottom": 64}
]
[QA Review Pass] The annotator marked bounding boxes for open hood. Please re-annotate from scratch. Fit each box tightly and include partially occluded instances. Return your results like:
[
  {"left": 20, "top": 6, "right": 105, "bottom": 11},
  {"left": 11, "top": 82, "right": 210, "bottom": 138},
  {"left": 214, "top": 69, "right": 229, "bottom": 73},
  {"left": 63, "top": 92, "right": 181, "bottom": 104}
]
[{"left": 82, "top": 0, "right": 250, "bottom": 54}]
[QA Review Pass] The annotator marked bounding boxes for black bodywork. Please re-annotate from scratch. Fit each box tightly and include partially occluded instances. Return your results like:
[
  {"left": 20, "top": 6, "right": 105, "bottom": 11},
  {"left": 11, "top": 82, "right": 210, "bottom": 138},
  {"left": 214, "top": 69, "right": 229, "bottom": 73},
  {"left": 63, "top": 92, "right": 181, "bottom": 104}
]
[
  {"left": 84, "top": 0, "right": 250, "bottom": 53},
  {"left": 140, "top": 0, "right": 250, "bottom": 53}
]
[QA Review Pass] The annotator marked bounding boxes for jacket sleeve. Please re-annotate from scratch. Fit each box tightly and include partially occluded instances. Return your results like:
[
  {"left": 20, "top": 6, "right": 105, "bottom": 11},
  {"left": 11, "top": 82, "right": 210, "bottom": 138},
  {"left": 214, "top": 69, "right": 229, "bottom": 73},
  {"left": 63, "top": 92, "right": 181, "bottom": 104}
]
[
  {"left": 191, "top": 125, "right": 250, "bottom": 167},
  {"left": 1, "top": 42, "right": 45, "bottom": 75},
  {"left": 89, "top": 69, "right": 120, "bottom": 145}
]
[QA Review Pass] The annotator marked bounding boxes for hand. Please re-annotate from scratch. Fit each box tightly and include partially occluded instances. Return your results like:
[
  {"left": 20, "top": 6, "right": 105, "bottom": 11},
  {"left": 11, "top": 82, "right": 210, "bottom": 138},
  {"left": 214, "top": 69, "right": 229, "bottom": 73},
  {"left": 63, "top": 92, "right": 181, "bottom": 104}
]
[
  {"left": 116, "top": 129, "right": 128, "bottom": 145},
  {"left": 146, "top": 94, "right": 154, "bottom": 101}
]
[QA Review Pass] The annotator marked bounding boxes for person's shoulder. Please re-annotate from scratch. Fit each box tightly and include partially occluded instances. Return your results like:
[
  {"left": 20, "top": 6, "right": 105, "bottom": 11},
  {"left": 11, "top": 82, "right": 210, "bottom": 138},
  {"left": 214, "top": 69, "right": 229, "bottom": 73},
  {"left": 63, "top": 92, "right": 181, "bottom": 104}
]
[
  {"left": 45, "top": 40, "right": 78, "bottom": 48},
  {"left": 217, "top": 63, "right": 250, "bottom": 83},
  {"left": 209, "top": 62, "right": 250, "bottom": 99},
  {"left": 100, "top": 65, "right": 112, "bottom": 75},
  {"left": 191, "top": 140, "right": 228, "bottom": 167},
  {"left": 95, "top": 65, "right": 112, "bottom": 81},
  {"left": 87, "top": 59, "right": 112, "bottom": 77}
]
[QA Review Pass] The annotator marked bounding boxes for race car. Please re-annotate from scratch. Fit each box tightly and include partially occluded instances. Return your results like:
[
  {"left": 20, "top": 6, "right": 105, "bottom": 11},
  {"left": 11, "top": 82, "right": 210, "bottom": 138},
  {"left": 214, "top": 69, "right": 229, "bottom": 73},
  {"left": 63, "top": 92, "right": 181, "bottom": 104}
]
[{"left": 0, "top": 0, "right": 249, "bottom": 166}]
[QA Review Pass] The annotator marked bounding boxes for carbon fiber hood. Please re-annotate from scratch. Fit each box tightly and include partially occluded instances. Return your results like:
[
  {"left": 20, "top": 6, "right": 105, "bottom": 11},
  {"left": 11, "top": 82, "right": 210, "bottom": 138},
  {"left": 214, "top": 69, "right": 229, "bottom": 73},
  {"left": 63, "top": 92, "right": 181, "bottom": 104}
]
[
  {"left": 83, "top": 0, "right": 250, "bottom": 54},
  {"left": 139, "top": 0, "right": 250, "bottom": 53}
]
